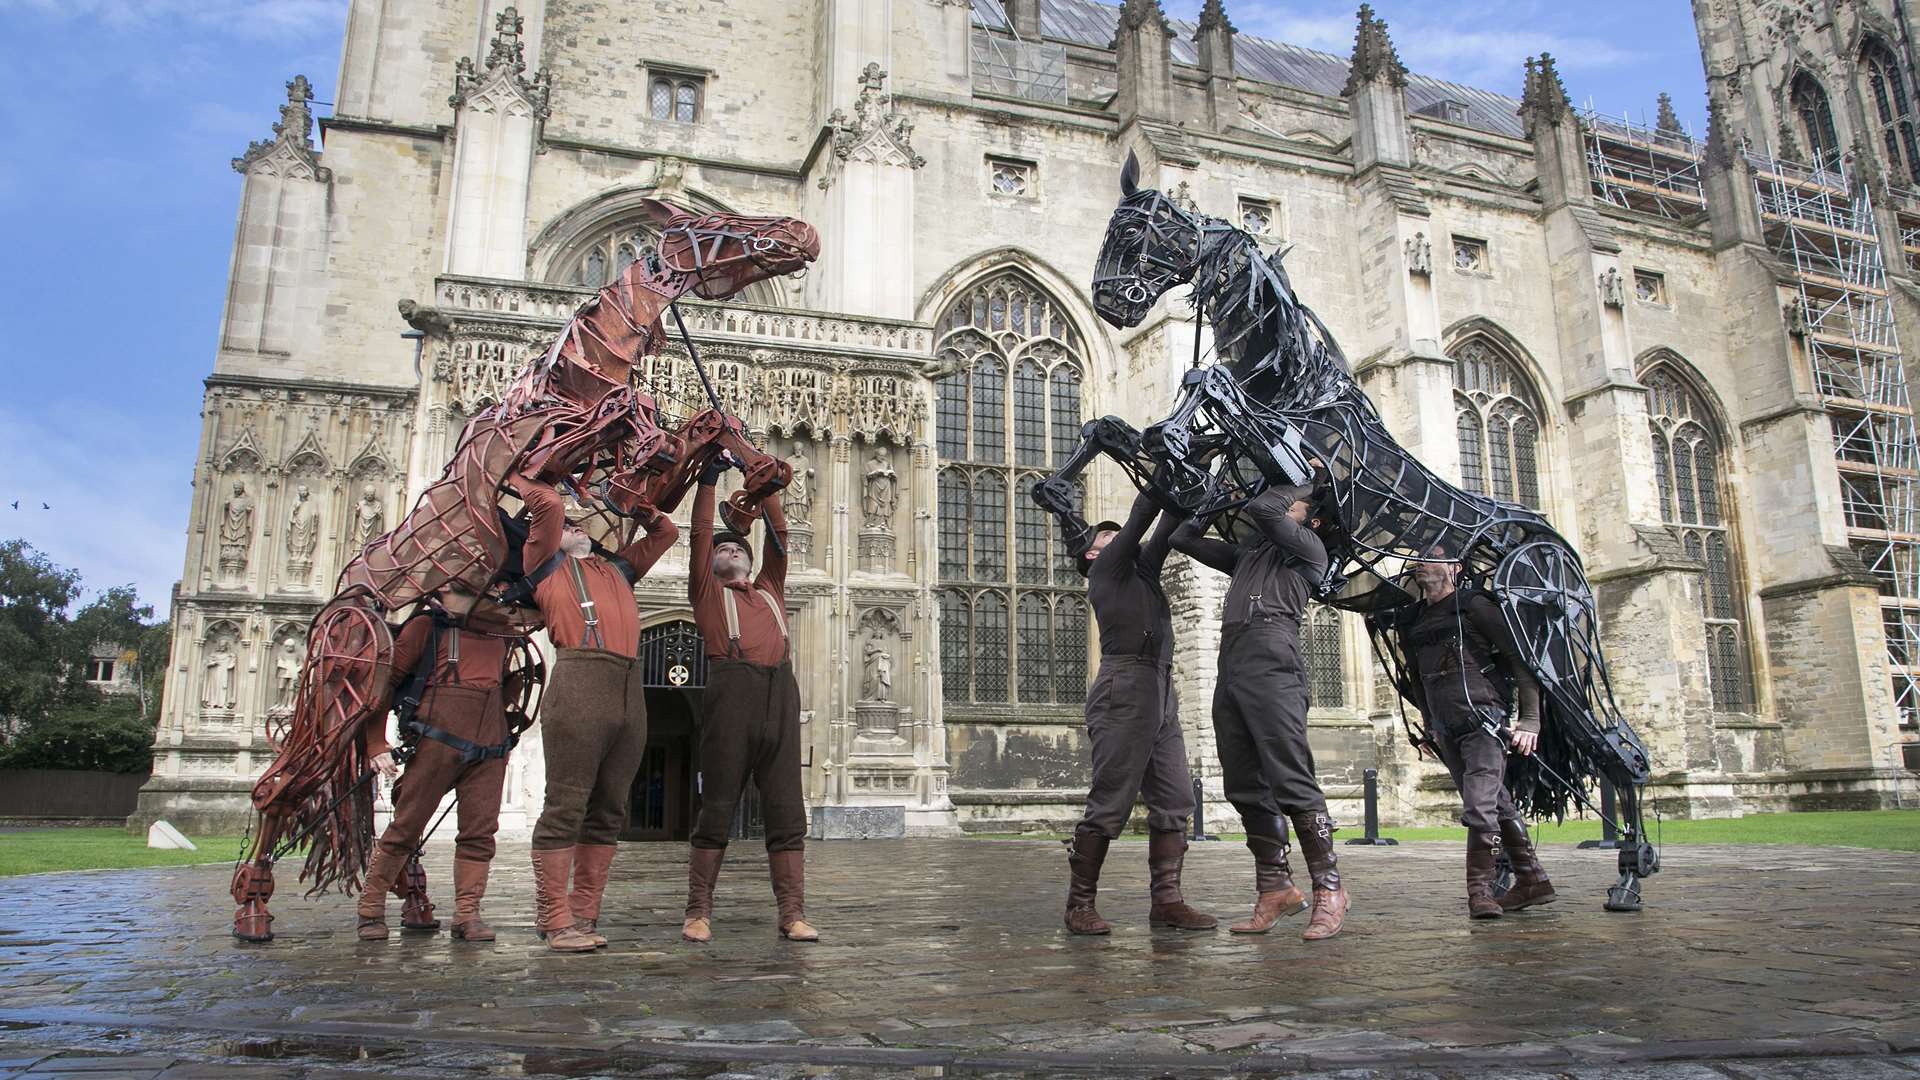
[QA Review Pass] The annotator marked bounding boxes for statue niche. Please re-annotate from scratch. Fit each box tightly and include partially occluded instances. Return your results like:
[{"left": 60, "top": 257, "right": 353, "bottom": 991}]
[{"left": 857, "top": 442, "right": 899, "bottom": 573}]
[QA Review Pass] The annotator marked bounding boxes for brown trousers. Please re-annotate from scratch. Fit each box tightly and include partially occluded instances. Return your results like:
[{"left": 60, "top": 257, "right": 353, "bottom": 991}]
[
  {"left": 1077, "top": 656, "right": 1194, "bottom": 838},
  {"left": 1433, "top": 712, "right": 1525, "bottom": 835},
  {"left": 532, "top": 648, "right": 648, "bottom": 849},
  {"left": 377, "top": 685, "right": 508, "bottom": 864},
  {"left": 1213, "top": 621, "right": 1327, "bottom": 823},
  {"left": 691, "top": 658, "right": 806, "bottom": 852}
]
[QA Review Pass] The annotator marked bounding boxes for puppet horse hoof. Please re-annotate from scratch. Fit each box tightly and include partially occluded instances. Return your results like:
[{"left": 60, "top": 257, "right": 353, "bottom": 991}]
[
  {"left": 1603, "top": 841, "right": 1659, "bottom": 912},
  {"left": 233, "top": 903, "right": 275, "bottom": 942}
]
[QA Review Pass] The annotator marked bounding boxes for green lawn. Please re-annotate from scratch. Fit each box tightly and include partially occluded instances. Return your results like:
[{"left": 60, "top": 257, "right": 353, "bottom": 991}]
[
  {"left": 973, "top": 810, "right": 1920, "bottom": 852},
  {"left": 0, "top": 828, "right": 252, "bottom": 877}
]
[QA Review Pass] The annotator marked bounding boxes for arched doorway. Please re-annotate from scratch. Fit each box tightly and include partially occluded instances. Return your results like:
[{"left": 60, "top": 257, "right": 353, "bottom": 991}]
[{"left": 622, "top": 620, "right": 762, "bottom": 841}]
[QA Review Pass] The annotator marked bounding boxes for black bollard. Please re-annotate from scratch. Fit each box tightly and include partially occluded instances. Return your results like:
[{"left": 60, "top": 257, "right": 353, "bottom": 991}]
[
  {"left": 1577, "top": 779, "right": 1624, "bottom": 850},
  {"left": 1344, "top": 768, "right": 1399, "bottom": 846}
]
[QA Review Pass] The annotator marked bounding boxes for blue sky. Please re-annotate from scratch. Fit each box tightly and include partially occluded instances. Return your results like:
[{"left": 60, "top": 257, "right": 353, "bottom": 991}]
[{"left": 0, "top": 0, "right": 1706, "bottom": 614}]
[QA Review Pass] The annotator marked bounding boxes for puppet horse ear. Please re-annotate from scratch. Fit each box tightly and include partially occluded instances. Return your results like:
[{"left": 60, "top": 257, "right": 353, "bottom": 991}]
[{"left": 1120, "top": 150, "right": 1140, "bottom": 197}]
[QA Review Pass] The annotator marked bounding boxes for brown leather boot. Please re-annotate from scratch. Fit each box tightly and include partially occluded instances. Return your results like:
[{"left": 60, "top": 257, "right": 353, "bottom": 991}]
[
  {"left": 449, "top": 858, "right": 496, "bottom": 942},
  {"left": 1064, "top": 828, "right": 1112, "bottom": 935},
  {"left": 231, "top": 860, "right": 276, "bottom": 943},
  {"left": 1146, "top": 830, "right": 1216, "bottom": 930},
  {"left": 1292, "top": 811, "right": 1348, "bottom": 941},
  {"left": 682, "top": 845, "right": 725, "bottom": 943},
  {"left": 394, "top": 852, "right": 440, "bottom": 932},
  {"left": 531, "top": 846, "right": 596, "bottom": 953},
  {"left": 769, "top": 849, "right": 820, "bottom": 941},
  {"left": 568, "top": 843, "right": 616, "bottom": 948},
  {"left": 354, "top": 847, "right": 406, "bottom": 941},
  {"left": 1467, "top": 830, "right": 1504, "bottom": 919},
  {"left": 1497, "top": 819, "right": 1557, "bottom": 911},
  {"left": 1229, "top": 818, "right": 1305, "bottom": 934}
]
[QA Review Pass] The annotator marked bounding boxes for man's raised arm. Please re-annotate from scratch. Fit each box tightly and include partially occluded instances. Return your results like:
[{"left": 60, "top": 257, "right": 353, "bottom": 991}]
[
  {"left": 756, "top": 493, "right": 789, "bottom": 595},
  {"left": 1171, "top": 516, "right": 1239, "bottom": 576},
  {"left": 1242, "top": 483, "right": 1328, "bottom": 579}
]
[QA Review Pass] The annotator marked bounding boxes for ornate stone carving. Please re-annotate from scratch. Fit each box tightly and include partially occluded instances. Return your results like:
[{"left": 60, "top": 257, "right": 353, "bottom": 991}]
[
  {"left": 283, "top": 484, "right": 319, "bottom": 585},
  {"left": 353, "top": 486, "right": 386, "bottom": 548},
  {"left": 1405, "top": 231, "right": 1433, "bottom": 276},
  {"left": 233, "top": 75, "right": 331, "bottom": 181},
  {"left": 862, "top": 448, "right": 899, "bottom": 524},
  {"left": 202, "top": 638, "right": 238, "bottom": 712},
  {"left": 1519, "top": 54, "right": 1573, "bottom": 138},
  {"left": 1342, "top": 3, "right": 1408, "bottom": 96},
  {"left": 218, "top": 481, "right": 255, "bottom": 583},
  {"left": 820, "top": 63, "right": 925, "bottom": 190},
  {"left": 1599, "top": 267, "right": 1627, "bottom": 308},
  {"left": 785, "top": 439, "right": 817, "bottom": 521},
  {"left": 453, "top": 338, "right": 525, "bottom": 413},
  {"left": 848, "top": 373, "right": 921, "bottom": 444},
  {"left": 767, "top": 365, "right": 835, "bottom": 436},
  {"left": 450, "top": 5, "right": 553, "bottom": 121},
  {"left": 272, "top": 636, "right": 302, "bottom": 711}
]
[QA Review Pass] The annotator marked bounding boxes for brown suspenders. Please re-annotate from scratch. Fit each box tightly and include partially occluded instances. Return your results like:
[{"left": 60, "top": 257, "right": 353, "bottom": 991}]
[
  {"left": 721, "top": 585, "right": 789, "bottom": 661},
  {"left": 564, "top": 558, "right": 607, "bottom": 651}
]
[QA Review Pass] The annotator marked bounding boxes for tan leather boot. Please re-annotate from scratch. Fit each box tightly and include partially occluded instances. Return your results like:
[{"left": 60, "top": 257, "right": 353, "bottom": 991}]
[
  {"left": 1292, "top": 811, "right": 1348, "bottom": 941},
  {"left": 450, "top": 858, "right": 496, "bottom": 942},
  {"left": 1146, "top": 830, "right": 1216, "bottom": 930},
  {"left": 568, "top": 843, "right": 616, "bottom": 948},
  {"left": 1064, "top": 828, "right": 1112, "bottom": 935},
  {"left": 769, "top": 849, "right": 819, "bottom": 941},
  {"left": 355, "top": 848, "right": 405, "bottom": 941},
  {"left": 531, "top": 846, "right": 596, "bottom": 953},
  {"left": 682, "top": 846, "right": 724, "bottom": 943},
  {"left": 1467, "top": 831, "right": 1504, "bottom": 919},
  {"left": 1229, "top": 819, "right": 1305, "bottom": 934},
  {"left": 1497, "top": 819, "right": 1557, "bottom": 910}
]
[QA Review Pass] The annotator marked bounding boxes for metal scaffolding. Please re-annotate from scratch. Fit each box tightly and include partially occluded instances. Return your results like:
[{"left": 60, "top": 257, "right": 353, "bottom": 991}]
[
  {"left": 1582, "top": 108, "right": 1707, "bottom": 219},
  {"left": 969, "top": 1, "right": 1067, "bottom": 105},
  {"left": 1749, "top": 150, "right": 1920, "bottom": 727}
]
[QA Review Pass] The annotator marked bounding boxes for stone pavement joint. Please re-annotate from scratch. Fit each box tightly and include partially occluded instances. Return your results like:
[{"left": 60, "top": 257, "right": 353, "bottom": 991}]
[{"left": 0, "top": 838, "right": 1916, "bottom": 1077}]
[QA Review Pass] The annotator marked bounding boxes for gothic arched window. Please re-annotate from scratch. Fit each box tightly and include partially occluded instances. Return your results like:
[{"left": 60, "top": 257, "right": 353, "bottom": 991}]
[
  {"left": 1861, "top": 41, "right": 1920, "bottom": 186},
  {"left": 548, "top": 208, "right": 782, "bottom": 306},
  {"left": 934, "top": 270, "right": 1089, "bottom": 708},
  {"left": 1303, "top": 606, "right": 1346, "bottom": 709},
  {"left": 1791, "top": 72, "right": 1842, "bottom": 169},
  {"left": 1643, "top": 360, "right": 1753, "bottom": 711},
  {"left": 1450, "top": 336, "right": 1545, "bottom": 509}
]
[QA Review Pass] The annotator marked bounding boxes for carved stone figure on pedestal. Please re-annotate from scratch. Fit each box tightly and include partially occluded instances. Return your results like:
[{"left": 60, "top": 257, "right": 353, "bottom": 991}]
[
  {"left": 219, "top": 481, "right": 254, "bottom": 582},
  {"left": 862, "top": 637, "right": 894, "bottom": 702},
  {"left": 273, "top": 639, "right": 301, "bottom": 710},
  {"left": 785, "top": 439, "right": 816, "bottom": 570},
  {"left": 203, "top": 644, "right": 237, "bottom": 711},
  {"left": 284, "top": 485, "right": 319, "bottom": 585},
  {"left": 352, "top": 486, "right": 385, "bottom": 547},
  {"left": 857, "top": 447, "right": 898, "bottom": 573}
]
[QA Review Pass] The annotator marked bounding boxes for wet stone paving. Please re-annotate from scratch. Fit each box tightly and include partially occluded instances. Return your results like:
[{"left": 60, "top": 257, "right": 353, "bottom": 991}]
[{"left": 0, "top": 837, "right": 1917, "bottom": 1078}]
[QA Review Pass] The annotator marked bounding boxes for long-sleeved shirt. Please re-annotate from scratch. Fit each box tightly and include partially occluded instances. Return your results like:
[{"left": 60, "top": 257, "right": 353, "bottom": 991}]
[
  {"left": 1400, "top": 589, "right": 1543, "bottom": 734},
  {"left": 690, "top": 481, "right": 790, "bottom": 664},
  {"left": 1088, "top": 490, "right": 1181, "bottom": 662},
  {"left": 1171, "top": 483, "right": 1328, "bottom": 628},
  {"left": 521, "top": 481, "right": 678, "bottom": 656},
  {"left": 365, "top": 615, "right": 513, "bottom": 756}
]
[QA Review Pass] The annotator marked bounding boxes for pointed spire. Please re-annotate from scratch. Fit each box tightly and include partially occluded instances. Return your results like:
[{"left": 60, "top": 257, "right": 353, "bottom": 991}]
[
  {"left": 1518, "top": 53, "right": 1572, "bottom": 138},
  {"left": 1707, "top": 93, "right": 1740, "bottom": 168},
  {"left": 232, "top": 75, "right": 327, "bottom": 178},
  {"left": 1117, "top": 0, "right": 1172, "bottom": 35},
  {"left": 1656, "top": 92, "right": 1683, "bottom": 136},
  {"left": 1343, "top": 4, "right": 1407, "bottom": 96},
  {"left": 450, "top": 5, "right": 551, "bottom": 117},
  {"left": 1197, "top": 0, "right": 1235, "bottom": 35}
]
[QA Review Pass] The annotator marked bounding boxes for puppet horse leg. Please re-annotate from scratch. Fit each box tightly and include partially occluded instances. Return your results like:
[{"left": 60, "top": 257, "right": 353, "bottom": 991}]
[
  {"left": 395, "top": 850, "right": 441, "bottom": 932},
  {"left": 231, "top": 815, "right": 282, "bottom": 943}
]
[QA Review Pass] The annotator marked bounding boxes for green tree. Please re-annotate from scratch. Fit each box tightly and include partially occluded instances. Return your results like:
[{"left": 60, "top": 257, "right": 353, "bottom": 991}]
[
  {"left": 0, "top": 539, "right": 84, "bottom": 726},
  {"left": 68, "top": 585, "right": 166, "bottom": 722},
  {"left": 0, "top": 694, "right": 154, "bottom": 772}
]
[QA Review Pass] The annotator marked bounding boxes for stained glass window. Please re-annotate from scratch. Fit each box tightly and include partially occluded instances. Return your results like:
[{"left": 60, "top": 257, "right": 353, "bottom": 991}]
[
  {"left": 1642, "top": 358, "right": 1751, "bottom": 710},
  {"left": 1450, "top": 336, "right": 1544, "bottom": 507},
  {"left": 1303, "top": 607, "right": 1345, "bottom": 708},
  {"left": 933, "top": 270, "right": 1089, "bottom": 708},
  {"left": 1792, "top": 72, "right": 1841, "bottom": 169}
]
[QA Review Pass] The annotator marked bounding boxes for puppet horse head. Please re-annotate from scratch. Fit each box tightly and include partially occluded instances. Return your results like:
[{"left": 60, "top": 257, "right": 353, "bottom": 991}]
[
  {"left": 641, "top": 200, "right": 821, "bottom": 300},
  {"left": 1092, "top": 151, "right": 1208, "bottom": 329}
]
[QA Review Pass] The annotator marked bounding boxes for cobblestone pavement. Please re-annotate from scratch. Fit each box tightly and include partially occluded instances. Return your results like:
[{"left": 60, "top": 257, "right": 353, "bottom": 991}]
[{"left": 0, "top": 837, "right": 1917, "bottom": 1078}]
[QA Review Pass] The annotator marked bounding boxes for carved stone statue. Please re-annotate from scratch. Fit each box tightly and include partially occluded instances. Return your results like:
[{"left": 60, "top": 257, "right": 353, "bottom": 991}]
[
  {"left": 1599, "top": 267, "right": 1626, "bottom": 308},
  {"left": 861, "top": 447, "right": 898, "bottom": 525},
  {"left": 203, "top": 643, "right": 237, "bottom": 711},
  {"left": 786, "top": 439, "right": 816, "bottom": 521},
  {"left": 352, "top": 486, "right": 385, "bottom": 547},
  {"left": 274, "top": 639, "right": 301, "bottom": 709},
  {"left": 284, "top": 485, "right": 318, "bottom": 579},
  {"left": 862, "top": 636, "right": 894, "bottom": 702},
  {"left": 1405, "top": 231, "right": 1433, "bottom": 276},
  {"left": 218, "top": 481, "right": 255, "bottom": 579}
]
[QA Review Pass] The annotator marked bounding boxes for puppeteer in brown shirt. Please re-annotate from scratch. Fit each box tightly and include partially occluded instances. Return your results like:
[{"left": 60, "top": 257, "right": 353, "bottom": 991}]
[
  {"left": 520, "top": 480, "right": 679, "bottom": 657},
  {"left": 689, "top": 481, "right": 789, "bottom": 665},
  {"left": 364, "top": 616, "right": 514, "bottom": 757}
]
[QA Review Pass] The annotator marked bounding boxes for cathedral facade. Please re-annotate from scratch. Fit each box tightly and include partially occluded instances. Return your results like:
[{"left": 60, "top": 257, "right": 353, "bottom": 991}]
[{"left": 132, "top": 0, "right": 1919, "bottom": 837}]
